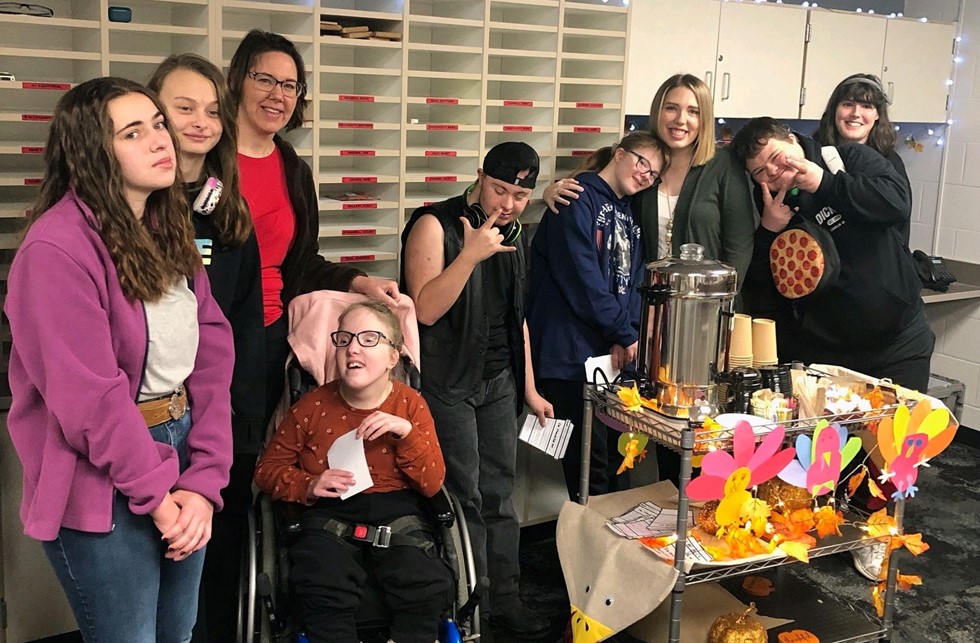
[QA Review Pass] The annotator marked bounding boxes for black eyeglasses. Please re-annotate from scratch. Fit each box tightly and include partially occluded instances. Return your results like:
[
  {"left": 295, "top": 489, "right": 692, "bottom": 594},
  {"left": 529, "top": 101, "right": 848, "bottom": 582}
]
[
  {"left": 247, "top": 71, "right": 304, "bottom": 98},
  {"left": 626, "top": 149, "right": 661, "bottom": 183},
  {"left": 330, "top": 330, "right": 395, "bottom": 349}
]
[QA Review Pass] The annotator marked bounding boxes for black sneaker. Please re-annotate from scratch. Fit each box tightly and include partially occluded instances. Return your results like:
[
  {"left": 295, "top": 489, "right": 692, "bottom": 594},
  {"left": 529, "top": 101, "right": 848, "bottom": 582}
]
[{"left": 488, "top": 600, "right": 550, "bottom": 638}]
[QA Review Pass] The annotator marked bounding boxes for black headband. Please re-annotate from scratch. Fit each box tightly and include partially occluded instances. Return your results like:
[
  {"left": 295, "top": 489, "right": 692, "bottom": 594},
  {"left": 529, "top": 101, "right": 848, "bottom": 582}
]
[{"left": 841, "top": 76, "right": 892, "bottom": 105}]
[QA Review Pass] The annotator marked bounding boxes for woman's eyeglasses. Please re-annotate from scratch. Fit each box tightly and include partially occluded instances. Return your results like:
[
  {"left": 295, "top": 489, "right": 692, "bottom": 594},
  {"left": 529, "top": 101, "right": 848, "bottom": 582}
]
[
  {"left": 330, "top": 330, "right": 395, "bottom": 348},
  {"left": 247, "top": 71, "right": 304, "bottom": 98},
  {"left": 626, "top": 149, "right": 661, "bottom": 184}
]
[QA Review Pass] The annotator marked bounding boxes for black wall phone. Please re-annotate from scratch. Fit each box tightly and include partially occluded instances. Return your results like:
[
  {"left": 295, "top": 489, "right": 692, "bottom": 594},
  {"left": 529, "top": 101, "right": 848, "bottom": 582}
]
[{"left": 912, "top": 250, "right": 957, "bottom": 292}]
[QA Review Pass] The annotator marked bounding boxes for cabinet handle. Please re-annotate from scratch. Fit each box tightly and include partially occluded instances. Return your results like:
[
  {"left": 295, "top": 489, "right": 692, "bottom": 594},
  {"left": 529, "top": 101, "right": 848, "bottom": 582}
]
[
  {"left": 722, "top": 72, "right": 731, "bottom": 101},
  {"left": 705, "top": 70, "right": 714, "bottom": 94},
  {"left": 887, "top": 81, "right": 895, "bottom": 105}
]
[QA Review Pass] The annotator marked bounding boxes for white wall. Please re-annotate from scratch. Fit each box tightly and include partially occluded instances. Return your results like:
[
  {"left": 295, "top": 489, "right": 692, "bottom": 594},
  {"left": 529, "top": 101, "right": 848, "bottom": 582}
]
[{"left": 914, "top": 0, "right": 980, "bottom": 430}]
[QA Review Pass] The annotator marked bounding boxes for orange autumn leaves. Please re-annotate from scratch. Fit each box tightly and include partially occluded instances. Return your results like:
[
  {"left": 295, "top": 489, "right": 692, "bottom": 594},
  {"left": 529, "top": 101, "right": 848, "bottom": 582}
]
[{"left": 863, "top": 508, "right": 929, "bottom": 617}]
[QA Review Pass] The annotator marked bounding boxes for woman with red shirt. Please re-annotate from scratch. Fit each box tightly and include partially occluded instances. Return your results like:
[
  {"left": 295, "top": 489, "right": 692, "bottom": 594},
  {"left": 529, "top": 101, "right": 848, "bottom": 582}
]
[{"left": 227, "top": 30, "right": 400, "bottom": 429}]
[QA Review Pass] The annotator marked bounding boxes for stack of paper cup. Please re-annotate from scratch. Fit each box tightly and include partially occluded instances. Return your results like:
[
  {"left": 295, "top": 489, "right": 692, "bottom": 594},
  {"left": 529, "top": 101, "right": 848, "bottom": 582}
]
[
  {"left": 752, "top": 318, "right": 778, "bottom": 368},
  {"left": 729, "top": 313, "right": 753, "bottom": 368}
]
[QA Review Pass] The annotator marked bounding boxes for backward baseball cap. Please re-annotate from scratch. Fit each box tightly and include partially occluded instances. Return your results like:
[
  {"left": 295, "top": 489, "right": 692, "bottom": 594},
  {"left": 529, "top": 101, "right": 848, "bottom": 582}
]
[{"left": 482, "top": 141, "right": 539, "bottom": 189}]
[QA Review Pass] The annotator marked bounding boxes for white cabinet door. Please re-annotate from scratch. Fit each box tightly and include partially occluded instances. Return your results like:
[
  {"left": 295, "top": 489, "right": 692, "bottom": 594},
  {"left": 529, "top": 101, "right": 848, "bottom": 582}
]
[
  {"left": 882, "top": 19, "right": 956, "bottom": 123},
  {"left": 625, "top": 0, "right": 721, "bottom": 115},
  {"left": 800, "top": 11, "right": 887, "bottom": 120},
  {"left": 714, "top": 2, "right": 807, "bottom": 118}
]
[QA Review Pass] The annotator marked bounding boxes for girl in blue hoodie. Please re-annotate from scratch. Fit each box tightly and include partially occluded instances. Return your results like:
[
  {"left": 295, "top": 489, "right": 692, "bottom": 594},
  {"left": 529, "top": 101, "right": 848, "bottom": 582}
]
[{"left": 528, "top": 132, "right": 669, "bottom": 499}]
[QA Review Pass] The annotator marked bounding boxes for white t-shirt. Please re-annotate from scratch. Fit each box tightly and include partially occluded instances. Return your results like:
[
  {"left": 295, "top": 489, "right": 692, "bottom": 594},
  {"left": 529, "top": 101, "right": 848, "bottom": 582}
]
[{"left": 139, "top": 277, "right": 199, "bottom": 401}]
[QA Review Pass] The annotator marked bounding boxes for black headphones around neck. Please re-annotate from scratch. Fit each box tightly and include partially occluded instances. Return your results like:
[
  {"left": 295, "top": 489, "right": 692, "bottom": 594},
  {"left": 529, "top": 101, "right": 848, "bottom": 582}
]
[{"left": 463, "top": 184, "right": 522, "bottom": 246}]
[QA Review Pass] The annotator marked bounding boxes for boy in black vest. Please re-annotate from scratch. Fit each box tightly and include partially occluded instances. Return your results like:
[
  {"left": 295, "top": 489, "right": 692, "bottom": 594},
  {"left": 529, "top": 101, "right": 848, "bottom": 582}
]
[{"left": 400, "top": 142, "right": 552, "bottom": 639}]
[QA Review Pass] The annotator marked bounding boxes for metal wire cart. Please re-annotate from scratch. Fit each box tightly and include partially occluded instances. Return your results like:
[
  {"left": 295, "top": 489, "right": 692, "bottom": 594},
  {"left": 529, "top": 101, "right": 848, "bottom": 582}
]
[{"left": 579, "top": 382, "right": 920, "bottom": 643}]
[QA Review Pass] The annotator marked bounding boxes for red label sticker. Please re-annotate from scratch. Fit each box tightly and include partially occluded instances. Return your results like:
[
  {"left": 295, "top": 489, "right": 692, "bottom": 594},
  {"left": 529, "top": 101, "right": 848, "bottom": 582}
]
[
  {"left": 22, "top": 114, "right": 52, "bottom": 122},
  {"left": 341, "top": 177, "right": 378, "bottom": 184},
  {"left": 576, "top": 102, "right": 604, "bottom": 109},
  {"left": 24, "top": 178, "right": 42, "bottom": 185},
  {"left": 571, "top": 150, "right": 593, "bottom": 156},
  {"left": 341, "top": 229, "right": 377, "bottom": 236},
  {"left": 339, "top": 94, "right": 374, "bottom": 102},
  {"left": 426, "top": 97, "right": 459, "bottom": 104},
  {"left": 573, "top": 126, "right": 601, "bottom": 133},
  {"left": 340, "top": 150, "right": 376, "bottom": 156},
  {"left": 503, "top": 125, "right": 532, "bottom": 132},
  {"left": 338, "top": 122, "right": 373, "bottom": 129},
  {"left": 424, "top": 150, "right": 457, "bottom": 157},
  {"left": 342, "top": 202, "right": 378, "bottom": 210},
  {"left": 21, "top": 146, "right": 44, "bottom": 154},
  {"left": 503, "top": 100, "right": 533, "bottom": 107},
  {"left": 426, "top": 124, "right": 459, "bottom": 131},
  {"left": 22, "top": 81, "right": 70, "bottom": 90},
  {"left": 425, "top": 176, "right": 457, "bottom": 183},
  {"left": 341, "top": 254, "right": 375, "bottom": 262}
]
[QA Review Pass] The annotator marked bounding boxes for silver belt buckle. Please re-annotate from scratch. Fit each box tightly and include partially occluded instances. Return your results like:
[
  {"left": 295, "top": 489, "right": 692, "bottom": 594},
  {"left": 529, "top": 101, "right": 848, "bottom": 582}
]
[
  {"left": 168, "top": 388, "right": 186, "bottom": 420},
  {"left": 374, "top": 525, "right": 392, "bottom": 548}
]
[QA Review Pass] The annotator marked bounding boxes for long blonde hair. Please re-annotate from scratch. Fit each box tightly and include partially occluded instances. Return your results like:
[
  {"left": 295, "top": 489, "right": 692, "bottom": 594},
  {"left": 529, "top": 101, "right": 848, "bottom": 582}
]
[{"left": 648, "top": 74, "right": 716, "bottom": 166}]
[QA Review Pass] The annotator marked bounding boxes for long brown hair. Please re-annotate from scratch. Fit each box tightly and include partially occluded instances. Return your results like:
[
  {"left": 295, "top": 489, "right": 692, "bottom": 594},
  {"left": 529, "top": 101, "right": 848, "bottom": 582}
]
[
  {"left": 148, "top": 54, "right": 252, "bottom": 246},
  {"left": 575, "top": 131, "right": 671, "bottom": 175},
  {"left": 649, "top": 74, "right": 716, "bottom": 166},
  {"left": 813, "top": 73, "right": 897, "bottom": 156},
  {"left": 29, "top": 77, "right": 201, "bottom": 302}
]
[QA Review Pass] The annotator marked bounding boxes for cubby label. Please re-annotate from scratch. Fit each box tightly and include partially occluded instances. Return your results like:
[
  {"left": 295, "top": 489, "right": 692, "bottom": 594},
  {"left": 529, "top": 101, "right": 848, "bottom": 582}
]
[
  {"left": 24, "top": 178, "right": 42, "bottom": 185},
  {"left": 503, "top": 125, "right": 532, "bottom": 132},
  {"left": 342, "top": 176, "right": 378, "bottom": 184},
  {"left": 22, "top": 114, "right": 52, "bottom": 122},
  {"left": 341, "top": 229, "right": 377, "bottom": 236},
  {"left": 571, "top": 150, "right": 593, "bottom": 156},
  {"left": 21, "top": 146, "right": 44, "bottom": 154},
  {"left": 576, "top": 102, "right": 604, "bottom": 109},
  {"left": 338, "top": 122, "right": 373, "bottom": 129},
  {"left": 340, "top": 254, "right": 375, "bottom": 262},
  {"left": 339, "top": 94, "right": 375, "bottom": 102},
  {"left": 425, "top": 150, "right": 457, "bottom": 157},
  {"left": 573, "top": 127, "right": 601, "bottom": 133},
  {"left": 342, "top": 202, "right": 378, "bottom": 210},
  {"left": 426, "top": 124, "right": 459, "bottom": 131},
  {"left": 22, "top": 82, "right": 70, "bottom": 91},
  {"left": 340, "top": 150, "right": 375, "bottom": 156},
  {"left": 425, "top": 176, "right": 457, "bottom": 183},
  {"left": 503, "top": 100, "right": 533, "bottom": 107},
  {"left": 426, "top": 97, "right": 458, "bottom": 104}
]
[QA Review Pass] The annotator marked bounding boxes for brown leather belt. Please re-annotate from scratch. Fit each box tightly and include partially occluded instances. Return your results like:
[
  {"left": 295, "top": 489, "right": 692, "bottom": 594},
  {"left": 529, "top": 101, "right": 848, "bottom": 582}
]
[{"left": 137, "top": 385, "right": 187, "bottom": 427}]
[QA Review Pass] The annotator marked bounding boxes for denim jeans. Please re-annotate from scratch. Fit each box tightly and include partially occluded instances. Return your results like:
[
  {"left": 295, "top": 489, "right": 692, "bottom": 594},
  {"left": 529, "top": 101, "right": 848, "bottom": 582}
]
[
  {"left": 41, "top": 411, "right": 206, "bottom": 643},
  {"left": 423, "top": 368, "right": 520, "bottom": 614}
]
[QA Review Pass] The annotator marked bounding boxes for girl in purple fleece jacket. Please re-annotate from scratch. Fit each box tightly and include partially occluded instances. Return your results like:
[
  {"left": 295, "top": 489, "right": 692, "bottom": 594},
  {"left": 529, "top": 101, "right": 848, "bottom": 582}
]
[{"left": 4, "top": 77, "right": 234, "bottom": 642}]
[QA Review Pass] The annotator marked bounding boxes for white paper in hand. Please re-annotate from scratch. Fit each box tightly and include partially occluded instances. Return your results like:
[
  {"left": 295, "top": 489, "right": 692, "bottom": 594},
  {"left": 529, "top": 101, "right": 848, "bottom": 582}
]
[
  {"left": 326, "top": 431, "right": 375, "bottom": 499},
  {"left": 585, "top": 354, "right": 619, "bottom": 384}
]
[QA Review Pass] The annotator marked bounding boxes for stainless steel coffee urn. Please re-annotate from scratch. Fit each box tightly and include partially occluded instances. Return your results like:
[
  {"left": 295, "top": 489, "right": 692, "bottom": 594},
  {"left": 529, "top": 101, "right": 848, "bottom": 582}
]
[{"left": 637, "top": 243, "right": 738, "bottom": 417}]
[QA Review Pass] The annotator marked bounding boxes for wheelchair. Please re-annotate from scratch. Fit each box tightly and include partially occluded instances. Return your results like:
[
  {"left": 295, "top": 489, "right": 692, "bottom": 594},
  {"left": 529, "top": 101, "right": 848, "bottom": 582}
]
[{"left": 238, "top": 291, "right": 483, "bottom": 643}]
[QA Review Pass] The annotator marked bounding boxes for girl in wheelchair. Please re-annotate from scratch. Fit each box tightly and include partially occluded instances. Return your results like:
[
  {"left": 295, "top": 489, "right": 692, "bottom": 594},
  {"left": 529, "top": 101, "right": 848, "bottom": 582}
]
[{"left": 254, "top": 299, "right": 454, "bottom": 643}]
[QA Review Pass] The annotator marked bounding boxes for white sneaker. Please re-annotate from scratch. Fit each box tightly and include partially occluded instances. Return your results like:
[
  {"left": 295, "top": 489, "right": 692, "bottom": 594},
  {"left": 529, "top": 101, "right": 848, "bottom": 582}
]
[{"left": 852, "top": 540, "right": 887, "bottom": 581}]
